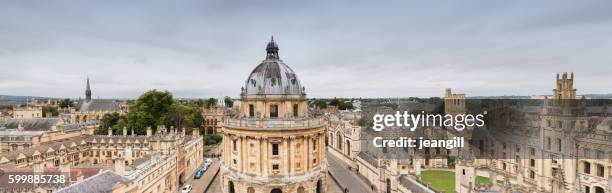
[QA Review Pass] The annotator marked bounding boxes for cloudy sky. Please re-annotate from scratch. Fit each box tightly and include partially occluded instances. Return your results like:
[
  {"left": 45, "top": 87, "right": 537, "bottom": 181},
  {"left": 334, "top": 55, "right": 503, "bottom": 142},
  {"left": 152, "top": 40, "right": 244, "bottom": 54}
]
[{"left": 1, "top": 0, "right": 611, "bottom": 98}]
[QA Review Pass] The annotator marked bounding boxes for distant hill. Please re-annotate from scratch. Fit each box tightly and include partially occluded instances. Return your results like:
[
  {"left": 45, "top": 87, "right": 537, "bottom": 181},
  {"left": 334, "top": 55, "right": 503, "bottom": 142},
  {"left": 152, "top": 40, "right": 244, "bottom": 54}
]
[{"left": 0, "top": 95, "right": 50, "bottom": 102}]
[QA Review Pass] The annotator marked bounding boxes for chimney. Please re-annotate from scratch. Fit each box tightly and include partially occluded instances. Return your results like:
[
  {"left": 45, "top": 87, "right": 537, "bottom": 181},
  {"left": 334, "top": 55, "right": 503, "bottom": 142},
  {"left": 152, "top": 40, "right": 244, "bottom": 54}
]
[
  {"left": 107, "top": 127, "right": 112, "bottom": 136},
  {"left": 17, "top": 120, "right": 24, "bottom": 132},
  {"left": 146, "top": 127, "right": 152, "bottom": 137},
  {"left": 122, "top": 127, "right": 127, "bottom": 136},
  {"left": 114, "top": 158, "right": 125, "bottom": 175}
]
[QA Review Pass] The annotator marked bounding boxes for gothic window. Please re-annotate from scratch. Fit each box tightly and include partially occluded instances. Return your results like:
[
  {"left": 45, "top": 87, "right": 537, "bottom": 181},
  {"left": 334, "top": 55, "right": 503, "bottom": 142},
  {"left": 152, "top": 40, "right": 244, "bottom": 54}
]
[
  {"left": 596, "top": 150, "right": 604, "bottom": 159},
  {"left": 584, "top": 148, "right": 591, "bottom": 158},
  {"left": 596, "top": 164, "right": 604, "bottom": 177}
]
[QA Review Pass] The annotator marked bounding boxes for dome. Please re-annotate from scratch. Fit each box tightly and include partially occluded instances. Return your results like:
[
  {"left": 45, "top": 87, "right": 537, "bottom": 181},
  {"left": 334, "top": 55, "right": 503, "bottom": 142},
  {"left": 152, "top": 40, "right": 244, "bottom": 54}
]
[{"left": 243, "top": 37, "right": 304, "bottom": 95}]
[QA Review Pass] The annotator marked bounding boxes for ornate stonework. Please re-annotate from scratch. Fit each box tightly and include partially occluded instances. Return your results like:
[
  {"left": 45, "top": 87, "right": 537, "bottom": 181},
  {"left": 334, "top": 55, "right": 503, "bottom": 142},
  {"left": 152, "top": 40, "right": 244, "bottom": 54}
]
[{"left": 220, "top": 37, "right": 327, "bottom": 193}]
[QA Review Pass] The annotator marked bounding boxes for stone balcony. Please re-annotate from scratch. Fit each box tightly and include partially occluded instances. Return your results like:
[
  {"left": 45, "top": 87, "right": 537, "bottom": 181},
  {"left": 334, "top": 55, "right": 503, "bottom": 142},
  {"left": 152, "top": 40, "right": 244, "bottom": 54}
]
[{"left": 222, "top": 117, "right": 325, "bottom": 130}]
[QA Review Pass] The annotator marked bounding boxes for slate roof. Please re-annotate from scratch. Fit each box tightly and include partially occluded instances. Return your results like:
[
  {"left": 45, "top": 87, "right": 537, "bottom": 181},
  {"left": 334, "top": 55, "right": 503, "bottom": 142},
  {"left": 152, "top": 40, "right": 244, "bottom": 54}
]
[
  {"left": 76, "top": 99, "right": 122, "bottom": 112},
  {"left": 55, "top": 171, "right": 129, "bottom": 193},
  {"left": 0, "top": 118, "right": 58, "bottom": 131}
]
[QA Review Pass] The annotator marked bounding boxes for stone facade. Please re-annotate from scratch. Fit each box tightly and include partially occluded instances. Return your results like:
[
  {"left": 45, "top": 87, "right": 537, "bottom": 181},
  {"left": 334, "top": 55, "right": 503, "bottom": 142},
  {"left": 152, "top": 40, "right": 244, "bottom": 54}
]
[{"left": 220, "top": 37, "right": 327, "bottom": 193}]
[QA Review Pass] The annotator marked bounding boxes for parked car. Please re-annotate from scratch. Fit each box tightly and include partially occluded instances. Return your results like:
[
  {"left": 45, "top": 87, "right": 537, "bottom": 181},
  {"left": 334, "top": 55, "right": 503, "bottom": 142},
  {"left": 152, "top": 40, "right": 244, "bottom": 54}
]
[
  {"left": 201, "top": 165, "right": 208, "bottom": 172},
  {"left": 181, "top": 184, "right": 192, "bottom": 193},
  {"left": 194, "top": 170, "right": 204, "bottom": 179},
  {"left": 206, "top": 158, "right": 213, "bottom": 164}
]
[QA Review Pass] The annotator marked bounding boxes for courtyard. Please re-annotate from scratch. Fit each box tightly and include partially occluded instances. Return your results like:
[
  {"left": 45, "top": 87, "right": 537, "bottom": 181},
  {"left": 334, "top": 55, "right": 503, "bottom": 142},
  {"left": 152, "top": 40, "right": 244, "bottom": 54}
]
[{"left": 420, "top": 170, "right": 491, "bottom": 193}]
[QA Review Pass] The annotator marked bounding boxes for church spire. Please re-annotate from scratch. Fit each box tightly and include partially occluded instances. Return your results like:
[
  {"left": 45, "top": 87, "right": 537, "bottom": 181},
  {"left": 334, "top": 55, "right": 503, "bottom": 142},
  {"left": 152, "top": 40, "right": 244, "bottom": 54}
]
[{"left": 85, "top": 77, "right": 92, "bottom": 102}]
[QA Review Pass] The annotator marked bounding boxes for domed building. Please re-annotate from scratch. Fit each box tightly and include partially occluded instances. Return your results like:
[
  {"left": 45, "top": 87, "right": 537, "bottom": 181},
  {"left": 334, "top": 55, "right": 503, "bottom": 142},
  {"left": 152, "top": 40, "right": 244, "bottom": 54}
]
[{"left": 220, "top": 37, "right": 327, "bottom": 193}]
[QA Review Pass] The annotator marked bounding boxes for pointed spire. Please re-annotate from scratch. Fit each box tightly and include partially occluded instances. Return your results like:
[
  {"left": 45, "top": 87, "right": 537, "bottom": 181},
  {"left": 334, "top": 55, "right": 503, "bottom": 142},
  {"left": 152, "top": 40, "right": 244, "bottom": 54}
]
[{"left": 85, "top": 76, "right": 92, "bottom": 102}]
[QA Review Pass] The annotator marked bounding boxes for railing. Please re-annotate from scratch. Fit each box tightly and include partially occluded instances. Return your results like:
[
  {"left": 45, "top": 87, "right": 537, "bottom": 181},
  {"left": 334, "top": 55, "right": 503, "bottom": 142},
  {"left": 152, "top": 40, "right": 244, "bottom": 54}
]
[{"left": 223, "top": 117, "right": 325, "bottom": 129}]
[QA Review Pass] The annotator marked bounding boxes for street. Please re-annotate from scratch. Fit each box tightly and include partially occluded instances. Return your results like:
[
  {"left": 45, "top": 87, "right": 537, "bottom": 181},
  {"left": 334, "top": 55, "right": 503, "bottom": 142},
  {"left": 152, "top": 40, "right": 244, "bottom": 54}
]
[
  {"left": 181, "top": 159, "right": 220, "bottom": 193},
  {"left": 327, "top": 151, "right": 373, "bottom": 193}
]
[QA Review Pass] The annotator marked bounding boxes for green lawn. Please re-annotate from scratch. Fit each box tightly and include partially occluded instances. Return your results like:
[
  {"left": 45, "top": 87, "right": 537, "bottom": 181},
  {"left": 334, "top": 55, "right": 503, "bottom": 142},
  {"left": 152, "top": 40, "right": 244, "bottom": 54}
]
[{"left": 420, "top": 170, "right": 492, "bottom": 193}]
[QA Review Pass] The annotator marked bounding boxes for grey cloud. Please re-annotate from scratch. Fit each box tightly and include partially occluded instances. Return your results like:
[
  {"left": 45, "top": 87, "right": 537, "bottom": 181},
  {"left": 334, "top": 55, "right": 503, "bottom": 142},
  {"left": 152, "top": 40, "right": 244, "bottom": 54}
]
[{"left": 0, "top": 0, "right": 611, "bottom": 98}]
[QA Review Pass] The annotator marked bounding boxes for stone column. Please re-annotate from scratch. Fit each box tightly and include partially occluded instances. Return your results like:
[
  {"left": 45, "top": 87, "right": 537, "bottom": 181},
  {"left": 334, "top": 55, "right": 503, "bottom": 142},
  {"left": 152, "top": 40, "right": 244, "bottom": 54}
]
[
  {"left": 262, "top": 137, "right": 268, "bottom": 177},
  {"left": 255, "top": 136, "right": 261, "bottom": 174},
  {"left": 307, "top": 135, "right": 312, "bottom": 170},
  {"left": 302, "top": 136, "right": 308, "bottom": 173},
  {"left": 290, "top": 136, "right": 296, "bottom": 175},
  {"left": 239, "top": 136, "right": 245, "bottom": 171},
  {"left": 283, "top": 136, "right": 289, "bottom": 176}
]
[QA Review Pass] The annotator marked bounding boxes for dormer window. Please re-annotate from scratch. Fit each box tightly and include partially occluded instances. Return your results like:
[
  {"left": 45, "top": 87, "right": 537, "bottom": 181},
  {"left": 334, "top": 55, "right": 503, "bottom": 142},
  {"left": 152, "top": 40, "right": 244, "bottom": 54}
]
[
  {"left": 291, "top": 78, "right": 296, "bottom": 85},
  {"left": 271, "top": 78, "right": 276, "bottom": 86},
  {"left": 250, "top": 79, "right": 256, "bottom": 87}
]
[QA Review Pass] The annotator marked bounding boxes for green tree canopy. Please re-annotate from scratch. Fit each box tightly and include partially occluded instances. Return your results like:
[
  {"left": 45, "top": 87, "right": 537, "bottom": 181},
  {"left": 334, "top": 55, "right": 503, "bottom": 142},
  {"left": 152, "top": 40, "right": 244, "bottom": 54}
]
[
  {"left": 96, "top": 112, "right": 122, "bottom": 135},
  {"left": 224, "top": 96, "right": 234, "bottom": 108},
  {"left": 59, "top": 99, "right": 74, "bottom": 108},
  {"left": 41, "top": 106, "right": 59, "bottom": 117},
  {"left": 205, "top": 98, "right": 218, "bottom": 108},
  {"left": 127, "top": 90, "right": 173, "bottom": 134}
]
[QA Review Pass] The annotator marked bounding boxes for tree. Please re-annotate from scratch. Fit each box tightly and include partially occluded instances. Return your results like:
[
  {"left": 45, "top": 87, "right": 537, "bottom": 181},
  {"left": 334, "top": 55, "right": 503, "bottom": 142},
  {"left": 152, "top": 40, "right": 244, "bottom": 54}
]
[
  {"left": 41, "top": 106, "right": 59, "bottom": 117},
  {"left": 96, "top": 112, "right": 122, "bottom": 135},
  {"left": 59, "top": 99, "right": 74, "bottom": 108},
  {"left": 127, "top": 90, "right": 174, "bottom": 134},
  {"left": 329, "top": 98, "right": 340, "bottom": 106},
  {"left": 194, "top": 99, "right": 205, "bottom": 107},
  {"left": 311, "top": 99, "right": 327, "bottom": 109},
  {"left": 164, "top": 103, "right": 203, "bottom": 130},
  {"left": 205, "top": 98, "right": 217, "bottom": 108},
  {"left": 224, "top": 96, "right": 234, "bottom": 108}
]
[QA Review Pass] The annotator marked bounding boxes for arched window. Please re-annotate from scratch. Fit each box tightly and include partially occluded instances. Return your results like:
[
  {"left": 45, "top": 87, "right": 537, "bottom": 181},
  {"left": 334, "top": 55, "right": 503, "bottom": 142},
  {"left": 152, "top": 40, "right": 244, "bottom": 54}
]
[
  {"left": 336, "top": 132, "right": 342, "bottom": 151},
  {"left": 595, "top": 186, "right": 604, "bottom": 193},
  {"left": 297, "top": 186, "right": 305, "bottom": 193},
  {"left": 247, "top": 187, "right": 255, "bottom": 193},
  {"left": 346, "top": 140, "right": 351, "bottom": 156},
  {"left": 228, "top": 181, "right": 235, "bottom": 193},
  {"left": 316, "top": 180, "right": 322, "bottom": 193},
  {"left": 271, "top": 188, "right": 282, "bottom": 193},
  {"left": 386, "top": 179, "right": 391, "bottom": 193}
]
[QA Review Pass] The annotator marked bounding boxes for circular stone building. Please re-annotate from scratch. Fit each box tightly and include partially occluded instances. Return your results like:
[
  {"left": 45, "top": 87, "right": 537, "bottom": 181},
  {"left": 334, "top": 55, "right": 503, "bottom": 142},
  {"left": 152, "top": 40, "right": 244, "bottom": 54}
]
[{"left": 220, "top": 37, "right": 327, "bottom": 193}]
